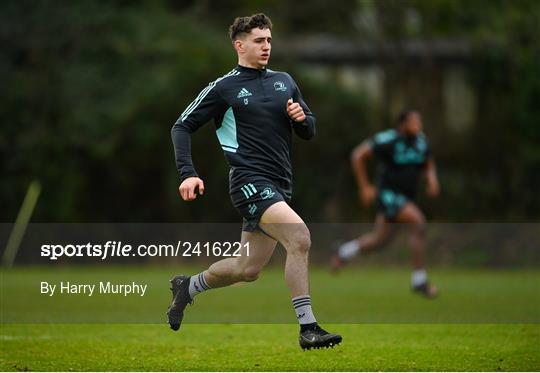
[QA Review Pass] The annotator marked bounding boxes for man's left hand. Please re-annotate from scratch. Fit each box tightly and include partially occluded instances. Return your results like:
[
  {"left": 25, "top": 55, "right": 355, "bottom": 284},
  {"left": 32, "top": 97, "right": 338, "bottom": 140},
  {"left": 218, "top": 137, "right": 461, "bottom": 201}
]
[{"left": 286, "top": 98, "right": 306, "bottom": 122}]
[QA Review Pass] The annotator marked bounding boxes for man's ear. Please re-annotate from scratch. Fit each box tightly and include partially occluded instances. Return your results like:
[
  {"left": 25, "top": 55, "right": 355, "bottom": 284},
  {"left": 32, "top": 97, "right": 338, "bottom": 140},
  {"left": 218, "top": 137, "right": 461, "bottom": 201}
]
[{"left": 233, "top": 39, "right": 244, "bottom": 53}]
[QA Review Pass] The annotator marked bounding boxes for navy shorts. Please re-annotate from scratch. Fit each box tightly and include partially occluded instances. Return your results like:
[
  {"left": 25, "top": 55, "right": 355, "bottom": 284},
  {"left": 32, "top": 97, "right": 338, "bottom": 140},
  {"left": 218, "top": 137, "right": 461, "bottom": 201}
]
[
  {"left": 377, "top": 189, "right": 410, "bottom": 220},
  {"left": 229, "top": 171, "right": 291, "bottom": 232}
]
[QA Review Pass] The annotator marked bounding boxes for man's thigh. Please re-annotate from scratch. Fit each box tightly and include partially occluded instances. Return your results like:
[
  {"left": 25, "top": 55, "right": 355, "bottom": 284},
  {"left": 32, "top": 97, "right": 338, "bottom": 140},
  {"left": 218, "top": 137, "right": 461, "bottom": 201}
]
[
  {"left": 236, "top": 229, "right": 278, "bottom": 269},
  {"left": 258, "top": 201, "right": 309, "bottom": 247},
  {"left": 372, "top": 213, "right": 395, "bottom": 242},
  {"left": 395, "top": 202, "right": 426, "bottom": 225}
]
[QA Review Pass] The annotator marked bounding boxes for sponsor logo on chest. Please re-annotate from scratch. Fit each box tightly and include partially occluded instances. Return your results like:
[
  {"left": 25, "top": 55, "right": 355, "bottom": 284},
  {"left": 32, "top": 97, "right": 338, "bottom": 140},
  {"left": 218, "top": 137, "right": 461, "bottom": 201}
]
[
  {"left": 237, "top": 88, "right": 252, "bottom": 105},
  {"left": 237, "top": 88, "right": 252, "bottom": 98},
  {"left": 393, "top": 142, "right": 425, "bottom": 164}
]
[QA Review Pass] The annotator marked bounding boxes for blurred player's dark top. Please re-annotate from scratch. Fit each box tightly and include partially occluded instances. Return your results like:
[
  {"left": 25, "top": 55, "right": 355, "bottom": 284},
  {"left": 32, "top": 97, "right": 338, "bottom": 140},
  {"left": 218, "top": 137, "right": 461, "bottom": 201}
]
[
  {"left": 171, "top": 65, "right": 315, "bottom": 192},
  {"left": 368, "top": 129, "right": 431, "bottom": 199}
]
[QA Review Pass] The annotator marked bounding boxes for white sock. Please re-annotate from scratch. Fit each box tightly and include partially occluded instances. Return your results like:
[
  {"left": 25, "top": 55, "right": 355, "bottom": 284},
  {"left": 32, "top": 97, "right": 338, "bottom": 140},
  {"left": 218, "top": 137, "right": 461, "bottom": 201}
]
[
  {"left": 338, "top": 239, "right": 361, "bottom": 260},
  {"left": 292, "top": 295, "right": 317, "bottom": 325},
  {"left": 411, "top": 269, "right": 427, "bottom": 287},
  {"left": 188, "top": 271, "right": 211, "bottom": 299}
]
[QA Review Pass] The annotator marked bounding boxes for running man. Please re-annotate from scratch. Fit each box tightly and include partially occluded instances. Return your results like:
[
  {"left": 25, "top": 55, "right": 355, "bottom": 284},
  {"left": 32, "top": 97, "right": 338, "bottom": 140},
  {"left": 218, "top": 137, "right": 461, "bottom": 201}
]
[
  {"left": 168, "top": 13, "right": 341, "bottom": 349},
  {"left": 331, "top": 110, "right": 440, "bottom": 298}
]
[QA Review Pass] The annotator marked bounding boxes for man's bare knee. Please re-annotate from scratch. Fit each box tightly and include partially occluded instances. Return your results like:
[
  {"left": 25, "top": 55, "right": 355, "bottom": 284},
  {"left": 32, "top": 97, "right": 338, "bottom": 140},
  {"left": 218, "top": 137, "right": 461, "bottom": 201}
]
[
  {"left": 373, "top": 234, "right": 390, "bottom": 249},
  {"left": 286, "top": 226, "right": 311, "bottom": 254},
  {"left": 242, "top": 265, "right": 262, "bottom": 282}
]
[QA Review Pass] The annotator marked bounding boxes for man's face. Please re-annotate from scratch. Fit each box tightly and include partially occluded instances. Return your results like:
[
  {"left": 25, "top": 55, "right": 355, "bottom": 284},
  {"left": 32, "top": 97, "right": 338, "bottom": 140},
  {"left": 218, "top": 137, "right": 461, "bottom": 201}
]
[
  {"left": 235, "top": 27, "right": 272, "bottom": 69},
  {"left": 403, "top": 112, "right": 423, "bottom": 136}
]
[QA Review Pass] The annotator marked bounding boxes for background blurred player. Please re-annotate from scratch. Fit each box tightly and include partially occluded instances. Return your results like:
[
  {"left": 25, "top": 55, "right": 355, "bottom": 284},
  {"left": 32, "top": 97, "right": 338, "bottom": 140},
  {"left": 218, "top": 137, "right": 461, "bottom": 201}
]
[{"left": 332, "top": 109, "right": 440, "bottom": 298}]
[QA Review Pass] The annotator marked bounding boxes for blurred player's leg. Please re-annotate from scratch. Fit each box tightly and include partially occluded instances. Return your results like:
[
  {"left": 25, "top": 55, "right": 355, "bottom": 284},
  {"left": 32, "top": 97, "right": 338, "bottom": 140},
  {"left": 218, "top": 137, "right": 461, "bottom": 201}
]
[
  {"left": 260, "top": 202, "right": 342, "bottom": 349},
  {"left": 395, "top": 202, "right": 438, "bottom": 298},
  {"left": 331, "top": 214, "right": 394, "bottom": 271},
  {"left": 167, "top": 230, "right": 276, "bottom": 331}
]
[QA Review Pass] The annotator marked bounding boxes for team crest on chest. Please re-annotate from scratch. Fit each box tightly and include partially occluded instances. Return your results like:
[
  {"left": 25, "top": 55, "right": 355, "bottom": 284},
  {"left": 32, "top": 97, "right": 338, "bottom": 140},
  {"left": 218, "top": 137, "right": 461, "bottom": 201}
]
[{"left": 274, "top": 81, "right": 287, "bottom": 91}]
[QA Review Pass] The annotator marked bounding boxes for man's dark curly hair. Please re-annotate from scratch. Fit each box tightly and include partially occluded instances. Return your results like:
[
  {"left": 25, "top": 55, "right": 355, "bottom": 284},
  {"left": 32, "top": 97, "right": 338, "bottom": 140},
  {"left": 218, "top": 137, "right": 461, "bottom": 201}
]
[
  {"left": 229, "top": 13, "right": 272, "bottom": 41},
  {"left": 397, "top": 108, "right": 418, "bottom": 125}
]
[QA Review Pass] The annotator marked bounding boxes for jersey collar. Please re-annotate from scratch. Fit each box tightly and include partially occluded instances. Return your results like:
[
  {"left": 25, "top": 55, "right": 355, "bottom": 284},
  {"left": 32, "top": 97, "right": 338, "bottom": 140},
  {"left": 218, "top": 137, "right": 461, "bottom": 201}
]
[{"left": 236, "top": 64, "right": 267, "bottom": 76}]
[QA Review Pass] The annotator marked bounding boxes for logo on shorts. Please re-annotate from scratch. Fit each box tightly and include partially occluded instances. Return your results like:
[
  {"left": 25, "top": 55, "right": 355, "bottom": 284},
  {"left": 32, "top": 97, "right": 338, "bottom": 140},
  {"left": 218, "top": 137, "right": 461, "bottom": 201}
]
[
  {"left": 274, "top": 81, "right": 287, "bottom": 91},
  {"left": 241, "top": 183, "right": 257, "bottom": 199},
  {"left": 260, "top": 187, "right": 275, "bottom": 200},
  {"left": 248, "top": 203, "right": 258, "bottom": 215}
]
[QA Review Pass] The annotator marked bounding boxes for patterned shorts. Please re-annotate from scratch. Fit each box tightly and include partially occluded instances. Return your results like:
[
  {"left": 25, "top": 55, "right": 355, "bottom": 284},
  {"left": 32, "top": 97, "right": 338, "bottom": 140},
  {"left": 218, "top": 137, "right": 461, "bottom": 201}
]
[
  {"left": 230, "top": 173, "right": 291, "bottom": 232},
  {"left": 376, "top": 189, "right": 410, "bottom": 220}
]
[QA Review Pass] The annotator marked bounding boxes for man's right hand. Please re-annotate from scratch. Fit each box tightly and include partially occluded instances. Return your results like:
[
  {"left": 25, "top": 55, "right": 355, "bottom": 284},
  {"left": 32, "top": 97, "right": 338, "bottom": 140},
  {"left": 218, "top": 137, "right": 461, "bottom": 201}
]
[
  {"left": 178, "top": 177, "right": 205, "bottom": 201},
  {"left": 359, "top": 184, "right": 377, "bottom": 207}
]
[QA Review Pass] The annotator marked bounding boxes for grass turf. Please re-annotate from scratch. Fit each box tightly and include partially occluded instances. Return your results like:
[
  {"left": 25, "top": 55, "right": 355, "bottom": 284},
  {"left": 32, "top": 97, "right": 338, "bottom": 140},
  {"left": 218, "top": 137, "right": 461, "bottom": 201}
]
[
  {"left": 1, "top": 266, "right": 539, "bottom": 371},
  {"left": 1, "top": 324, "right": 538, "bottom": 371},
  {"left": 2, "top": 266, "right": 539, "bottom": 323}
]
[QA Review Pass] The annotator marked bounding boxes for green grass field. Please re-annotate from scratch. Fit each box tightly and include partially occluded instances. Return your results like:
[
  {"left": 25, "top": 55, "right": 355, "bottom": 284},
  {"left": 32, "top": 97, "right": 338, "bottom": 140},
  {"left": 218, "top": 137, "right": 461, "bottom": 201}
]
[
  {"left": 1, "top": 266, "right": 539, "bottom": 371},
  {"left": 2, "top": 323, "right": 538, "bottom": 371}
]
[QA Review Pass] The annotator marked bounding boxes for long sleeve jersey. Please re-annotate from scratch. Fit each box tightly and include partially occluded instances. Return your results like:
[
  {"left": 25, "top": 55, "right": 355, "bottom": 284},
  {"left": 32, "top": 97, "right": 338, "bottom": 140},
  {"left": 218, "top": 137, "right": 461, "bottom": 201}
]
[
  {"left": 171, "top": 65, "right": 316, "bottom": 186},
  {"left": 368, "top": 129, "right": 432, "bottom": 199}
]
